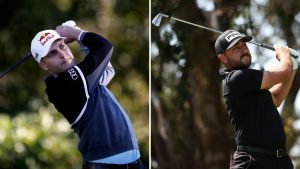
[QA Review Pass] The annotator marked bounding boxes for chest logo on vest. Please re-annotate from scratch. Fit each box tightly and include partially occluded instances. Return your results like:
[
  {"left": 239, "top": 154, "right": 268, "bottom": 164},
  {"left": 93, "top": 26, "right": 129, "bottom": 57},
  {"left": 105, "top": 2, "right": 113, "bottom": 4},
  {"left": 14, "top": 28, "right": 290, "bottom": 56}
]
[{"left": 68, "top": 68, "right": 78, "bottom": 80}]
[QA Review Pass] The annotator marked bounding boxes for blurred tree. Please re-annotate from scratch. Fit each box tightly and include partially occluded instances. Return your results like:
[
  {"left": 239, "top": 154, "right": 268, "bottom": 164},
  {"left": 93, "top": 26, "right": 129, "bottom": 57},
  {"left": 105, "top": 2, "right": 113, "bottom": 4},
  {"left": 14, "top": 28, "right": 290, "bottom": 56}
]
[
  {"left": 151, "top": 0, "right": 300, "bottom": 169},
  {"left": 0, "top": 0, "right": 149, "bottom": 168},
  {"left": 0, "top": 106, "right": 81, "bottom": 169}
]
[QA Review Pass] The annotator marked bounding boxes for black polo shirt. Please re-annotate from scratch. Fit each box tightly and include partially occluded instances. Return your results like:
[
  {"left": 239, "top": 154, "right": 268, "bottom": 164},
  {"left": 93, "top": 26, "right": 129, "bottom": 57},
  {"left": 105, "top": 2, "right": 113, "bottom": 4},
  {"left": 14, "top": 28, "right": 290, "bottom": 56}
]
[{"left": 220, "top": 68, "right": 286, "bottom": 149}]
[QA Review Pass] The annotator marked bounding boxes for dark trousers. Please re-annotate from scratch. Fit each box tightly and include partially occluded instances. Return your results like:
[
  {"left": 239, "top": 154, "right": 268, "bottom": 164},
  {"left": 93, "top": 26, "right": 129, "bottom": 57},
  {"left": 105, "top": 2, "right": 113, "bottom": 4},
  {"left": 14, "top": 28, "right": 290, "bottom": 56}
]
[
  {"left": 230, "top": 151, "right": 294, "bottom": 169},
  {"left": 82, "top": 159, "right": 146, "bottom": 169}
]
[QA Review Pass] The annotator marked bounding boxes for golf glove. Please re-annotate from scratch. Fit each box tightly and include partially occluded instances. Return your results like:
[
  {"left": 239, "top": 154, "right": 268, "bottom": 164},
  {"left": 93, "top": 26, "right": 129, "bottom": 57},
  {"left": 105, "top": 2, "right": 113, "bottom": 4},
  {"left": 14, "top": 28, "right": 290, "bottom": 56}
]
[
  {"left": 61, "top": 21, "right": 89, "bottom": 55},
  {"left": 291, "top": 57, "right": 298, "bottom": 70},
  {"left": 289, "top": 48, "right": 299, "bottom": 59},
  {"left": 273, "top": 44, "right": 299, "bottom": 59},
  {"left": 62, "top": 20, "right": 78, "bottom": 28}
]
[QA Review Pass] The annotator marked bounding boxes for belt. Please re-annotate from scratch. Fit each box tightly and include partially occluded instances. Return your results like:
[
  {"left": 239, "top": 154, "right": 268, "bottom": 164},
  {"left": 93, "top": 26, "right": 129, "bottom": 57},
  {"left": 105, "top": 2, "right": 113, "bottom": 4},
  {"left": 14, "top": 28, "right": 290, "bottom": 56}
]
[
  {"left": 237, "top": 145, "right": 287, "bottom": 158},
  {"left": 85, "top": 159, "right": 143, "bottom": 169}
]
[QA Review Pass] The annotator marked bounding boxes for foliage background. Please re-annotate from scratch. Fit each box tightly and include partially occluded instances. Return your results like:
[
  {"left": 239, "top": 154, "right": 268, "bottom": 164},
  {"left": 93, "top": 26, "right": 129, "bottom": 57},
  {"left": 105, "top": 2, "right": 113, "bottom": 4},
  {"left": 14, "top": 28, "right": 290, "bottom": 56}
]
[
  {"left": 151, "top": 0, "right": 300, "bottom": 168},
  {"left": 0, "top": 0, "right": 149, "bottom": 168}
]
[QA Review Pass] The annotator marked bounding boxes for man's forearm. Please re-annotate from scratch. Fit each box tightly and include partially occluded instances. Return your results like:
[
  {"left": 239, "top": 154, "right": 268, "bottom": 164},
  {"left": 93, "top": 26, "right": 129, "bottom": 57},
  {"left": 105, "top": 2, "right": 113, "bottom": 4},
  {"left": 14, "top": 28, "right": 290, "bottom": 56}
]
[
  {"left": 269, "top": 70, "right": 296, "bottom": 107},
  {"left": 261, "top": 47, "right": 293, "bottom": 90}
]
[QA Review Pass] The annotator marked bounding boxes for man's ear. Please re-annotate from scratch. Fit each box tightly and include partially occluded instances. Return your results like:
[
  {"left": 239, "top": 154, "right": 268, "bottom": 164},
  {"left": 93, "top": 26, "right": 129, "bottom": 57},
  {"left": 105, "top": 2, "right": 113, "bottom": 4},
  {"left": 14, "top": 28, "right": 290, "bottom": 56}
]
[
  {"left": 38, "top": 61, "right": 48, "bottom": 71},
  {"left": 218, "top": 54, "right": 228, "bottom": 64}
]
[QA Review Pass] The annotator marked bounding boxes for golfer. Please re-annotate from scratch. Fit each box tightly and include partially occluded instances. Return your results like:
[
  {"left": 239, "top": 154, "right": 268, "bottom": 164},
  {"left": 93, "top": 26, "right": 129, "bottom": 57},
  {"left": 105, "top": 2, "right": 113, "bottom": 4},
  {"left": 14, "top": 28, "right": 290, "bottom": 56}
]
[
  {"left": 216, "top": 30, "right": 296, "bottom": 169},
  {"left": 31, "top": 23, "right": 145, "bottom": 169}
]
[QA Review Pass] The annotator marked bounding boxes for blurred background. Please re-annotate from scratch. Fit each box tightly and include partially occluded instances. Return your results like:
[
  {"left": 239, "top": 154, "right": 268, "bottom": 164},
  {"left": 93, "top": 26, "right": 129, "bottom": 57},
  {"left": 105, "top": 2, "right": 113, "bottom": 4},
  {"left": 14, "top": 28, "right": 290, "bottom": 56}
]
[
  {"left": 151, "top": 0, "right": 300, "bottom": 168},
  {"left": 0, "top": 0, "right": 149, "bottom": 168}
]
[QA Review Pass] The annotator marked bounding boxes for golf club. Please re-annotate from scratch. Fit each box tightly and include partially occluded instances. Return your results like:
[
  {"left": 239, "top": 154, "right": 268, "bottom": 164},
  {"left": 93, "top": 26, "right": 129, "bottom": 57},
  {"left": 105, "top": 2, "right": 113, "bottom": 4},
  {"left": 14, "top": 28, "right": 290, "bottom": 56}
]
[
  {"left": 0, "top": 53, "right": 32, "bottom": 79},
  {"left": 152, "top": 13, "right": 299, "bottom": 59}
]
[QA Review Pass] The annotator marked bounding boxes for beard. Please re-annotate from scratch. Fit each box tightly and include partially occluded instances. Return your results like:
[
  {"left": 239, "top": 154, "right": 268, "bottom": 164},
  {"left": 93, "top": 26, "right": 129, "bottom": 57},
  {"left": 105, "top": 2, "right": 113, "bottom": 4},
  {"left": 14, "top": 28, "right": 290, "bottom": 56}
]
[
  {"left": 239, "top": 54, "right": 251, "bottom": 68},
  {"left": 226, "top": 54, "right": 251, "bottom": 69}
]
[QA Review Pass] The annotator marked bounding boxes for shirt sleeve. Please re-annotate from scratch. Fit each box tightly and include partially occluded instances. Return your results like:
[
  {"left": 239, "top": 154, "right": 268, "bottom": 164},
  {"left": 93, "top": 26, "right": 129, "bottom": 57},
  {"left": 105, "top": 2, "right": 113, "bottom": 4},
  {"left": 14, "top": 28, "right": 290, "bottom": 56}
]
[
  {"left": 225, "top": 69, "right": 263, "bottom": 97},
  {"left": 77, "top": 32, "right": 113, "bottom": 92},
  {"left": 99, "top": 62, "right": 115, "bottom": 86}
]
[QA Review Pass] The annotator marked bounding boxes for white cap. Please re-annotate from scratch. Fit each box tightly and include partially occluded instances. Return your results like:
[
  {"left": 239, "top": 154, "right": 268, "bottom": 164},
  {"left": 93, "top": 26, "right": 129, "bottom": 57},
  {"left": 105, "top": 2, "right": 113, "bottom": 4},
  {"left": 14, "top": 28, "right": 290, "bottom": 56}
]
[{"left": 31, "top": 30, "right": 64, "bottom": 63}]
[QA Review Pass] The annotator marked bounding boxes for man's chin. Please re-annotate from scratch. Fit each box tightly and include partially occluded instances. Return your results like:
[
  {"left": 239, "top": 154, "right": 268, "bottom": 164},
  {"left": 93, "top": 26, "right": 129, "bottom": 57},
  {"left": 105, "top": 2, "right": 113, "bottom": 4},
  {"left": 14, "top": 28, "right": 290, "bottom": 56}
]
[
  {"left": 241, "top": 57, "right": 251, "bottom": 66},
  {"left": 234, "top": 62, "right": 251, "bottom": 69},
  {"left": 241, "top": 61, "right": 251, "bottom": 69},
  {"left": 65, "top": 63, "right": 75, "bottom": 70}
]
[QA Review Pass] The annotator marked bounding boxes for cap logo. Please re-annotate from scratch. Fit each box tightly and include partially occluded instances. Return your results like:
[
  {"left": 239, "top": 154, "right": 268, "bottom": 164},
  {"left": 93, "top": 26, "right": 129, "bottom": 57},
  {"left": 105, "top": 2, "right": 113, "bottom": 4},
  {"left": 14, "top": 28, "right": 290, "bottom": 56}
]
[
  {"left": 225, "top": 32, "right": 242, "bottom": 42},
  {"left": 38, "top": 32, "right": 55, "bottom": 46}
]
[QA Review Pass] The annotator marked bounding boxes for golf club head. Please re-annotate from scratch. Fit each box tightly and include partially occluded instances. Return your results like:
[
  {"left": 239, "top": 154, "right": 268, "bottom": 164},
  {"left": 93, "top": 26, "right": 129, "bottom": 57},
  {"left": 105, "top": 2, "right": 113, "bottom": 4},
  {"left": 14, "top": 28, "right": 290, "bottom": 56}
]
[{"left": 152, "top": 13, "right": 163, "bottom": 27}]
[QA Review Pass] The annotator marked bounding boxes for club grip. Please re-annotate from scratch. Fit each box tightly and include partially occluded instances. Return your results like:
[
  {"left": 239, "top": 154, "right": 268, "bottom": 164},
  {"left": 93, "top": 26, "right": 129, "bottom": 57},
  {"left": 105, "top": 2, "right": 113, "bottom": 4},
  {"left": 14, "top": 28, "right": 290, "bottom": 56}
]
[
  {"left": 260, "top": 44, "right": 274, "bottom": 51},
  {"left": 289, "top": 48, "right": 299, "bottom": 59}
]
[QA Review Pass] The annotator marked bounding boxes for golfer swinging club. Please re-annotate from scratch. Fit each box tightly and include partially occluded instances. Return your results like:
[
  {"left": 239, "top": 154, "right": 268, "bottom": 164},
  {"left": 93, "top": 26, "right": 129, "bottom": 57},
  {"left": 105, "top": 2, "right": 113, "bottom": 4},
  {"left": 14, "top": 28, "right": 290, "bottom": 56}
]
[
  {"left": 31, "top": 22, "right": 145, "bottom": 169},
  {"left": 216, "top": 30, "right": 297, "bottom": 169}
]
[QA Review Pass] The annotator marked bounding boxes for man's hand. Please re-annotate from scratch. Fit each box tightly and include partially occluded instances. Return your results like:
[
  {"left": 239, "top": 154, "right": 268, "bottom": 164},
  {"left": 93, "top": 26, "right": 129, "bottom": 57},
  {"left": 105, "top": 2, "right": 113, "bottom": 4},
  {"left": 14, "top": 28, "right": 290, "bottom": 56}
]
[
  {"left": 56, "top": 21, "right": 82, "bottom": 44},
  {"left": 274, "top": 44, "right": 291, "bottom": 62}
]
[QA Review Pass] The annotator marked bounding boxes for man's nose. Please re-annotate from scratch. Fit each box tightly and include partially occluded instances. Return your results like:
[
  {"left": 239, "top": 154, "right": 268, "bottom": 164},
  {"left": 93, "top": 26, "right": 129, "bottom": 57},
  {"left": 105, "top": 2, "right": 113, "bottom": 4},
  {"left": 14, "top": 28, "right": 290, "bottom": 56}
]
[
  {"left": 242, "top": 46, "right": 249, "bottom": 53},
  {"left": 57, "top": 49, "right": 65, "bottom": 58}
]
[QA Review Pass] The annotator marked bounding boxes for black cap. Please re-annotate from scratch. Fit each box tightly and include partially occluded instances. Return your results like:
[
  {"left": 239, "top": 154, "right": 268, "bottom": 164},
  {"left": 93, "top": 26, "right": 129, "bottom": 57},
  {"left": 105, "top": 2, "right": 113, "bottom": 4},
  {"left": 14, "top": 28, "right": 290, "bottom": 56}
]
[{"left": 215, "top": 30, "right": 252, "bottom": 55}]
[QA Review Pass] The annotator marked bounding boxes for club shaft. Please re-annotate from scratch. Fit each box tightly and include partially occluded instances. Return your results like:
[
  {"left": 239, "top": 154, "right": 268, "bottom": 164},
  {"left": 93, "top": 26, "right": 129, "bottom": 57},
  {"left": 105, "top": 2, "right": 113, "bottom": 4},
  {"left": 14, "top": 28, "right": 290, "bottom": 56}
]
[
  {"left": 0, "top": 53, "right": 31, "bottom": 79},
  {"left": 248, "top": 41, "right": 274, "bottom": 50},
  {"left": 161, "top": 14, "right": 277, "bottom": 52},
  {"left": 164, "top": 14, "right": 223, "bottom": 34}
]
